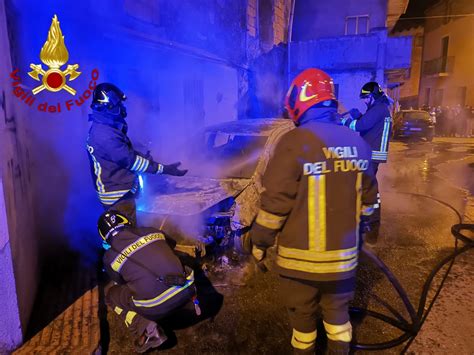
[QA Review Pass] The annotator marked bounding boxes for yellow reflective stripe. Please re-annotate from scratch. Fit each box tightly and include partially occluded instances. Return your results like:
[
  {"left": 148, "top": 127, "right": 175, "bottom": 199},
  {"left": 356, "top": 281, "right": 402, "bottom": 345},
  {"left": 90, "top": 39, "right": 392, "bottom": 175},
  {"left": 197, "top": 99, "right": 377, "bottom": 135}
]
[
  {"left": 111, "top": 233, "right": 165, "bottom": 272},
  {"left": 361, "top": 89, "right": 371, "bottom": 94},
  {"left": 99, "top": 189, "right": 131, "bottom": 197},
  {"left": 291, "top": 328, "right": 317, "bottom": 350},
  {"left": 114, "top": 306, "right": 123, "bottom": 315},
  {"left": 132, "top": 271, "right": 194, "bottom": 308},
  {"left": 323, "top": 321, "right": 352, "bottom": 342},
  {"left": 255, "top": 209, "right": 287, "bottom": 230},
  {"left": 308, "top": 175, "right": 316, "bottom": 249},
  {"left": 278, "top": 245, "right": 357, "bottom": 262},
  {"left": 276, "top": 255, "right": 357, "bottom": 274},
  {"left": 125, "top": 311, "right": 137, "bottom": 327},
  {"left": 355, "top": 172, "right": 362, "bottom": 248},
  {"left": 308, "top": 175, "right": 326, "bottom": 251},
  {"left": 318, "top": 175, "right": 326, "bottom": 251}
]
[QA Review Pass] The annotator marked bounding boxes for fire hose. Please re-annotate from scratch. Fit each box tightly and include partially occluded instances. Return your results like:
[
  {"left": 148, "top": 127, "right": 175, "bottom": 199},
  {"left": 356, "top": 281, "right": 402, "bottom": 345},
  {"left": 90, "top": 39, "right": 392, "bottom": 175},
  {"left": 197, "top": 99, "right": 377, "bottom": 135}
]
[
  {"left": 242, "top": 192, "right": 473, "bottom": 352},
  {"left": 350, "top": 192, "right": 473, "bottom": 352}
]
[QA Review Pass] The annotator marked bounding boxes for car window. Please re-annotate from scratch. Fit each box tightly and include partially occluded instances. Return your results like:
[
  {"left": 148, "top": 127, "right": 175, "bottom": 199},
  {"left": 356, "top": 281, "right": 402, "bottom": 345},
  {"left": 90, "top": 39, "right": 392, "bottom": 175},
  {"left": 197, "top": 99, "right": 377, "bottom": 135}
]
[{"left": 403, "top": 112, "right": 430, "bottom": 121}]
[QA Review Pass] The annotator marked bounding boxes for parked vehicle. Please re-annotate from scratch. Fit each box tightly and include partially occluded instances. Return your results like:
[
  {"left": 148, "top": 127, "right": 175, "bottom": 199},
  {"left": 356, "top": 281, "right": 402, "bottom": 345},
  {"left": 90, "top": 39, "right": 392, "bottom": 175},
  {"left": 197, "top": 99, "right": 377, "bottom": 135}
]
[
  {"left": 136, "top": 119, "right": 294, "bottom": 250},
  {"left": 393, "top": 109, "right": 435, "bottom": 141}
]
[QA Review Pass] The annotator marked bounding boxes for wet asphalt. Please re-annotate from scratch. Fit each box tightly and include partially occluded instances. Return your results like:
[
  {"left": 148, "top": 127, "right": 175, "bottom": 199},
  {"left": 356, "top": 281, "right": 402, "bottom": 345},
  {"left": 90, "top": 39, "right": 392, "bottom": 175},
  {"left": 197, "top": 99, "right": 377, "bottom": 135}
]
[{"left": 106, "top": 137, "right": 474, "bottom": 355}]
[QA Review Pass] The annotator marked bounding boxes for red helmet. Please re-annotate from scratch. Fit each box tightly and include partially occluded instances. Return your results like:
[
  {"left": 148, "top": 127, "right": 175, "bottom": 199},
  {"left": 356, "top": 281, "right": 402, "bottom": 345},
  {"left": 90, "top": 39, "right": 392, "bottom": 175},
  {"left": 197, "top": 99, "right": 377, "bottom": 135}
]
[{"left": 285, "top": 68, "right": 337, "bottom": 124}]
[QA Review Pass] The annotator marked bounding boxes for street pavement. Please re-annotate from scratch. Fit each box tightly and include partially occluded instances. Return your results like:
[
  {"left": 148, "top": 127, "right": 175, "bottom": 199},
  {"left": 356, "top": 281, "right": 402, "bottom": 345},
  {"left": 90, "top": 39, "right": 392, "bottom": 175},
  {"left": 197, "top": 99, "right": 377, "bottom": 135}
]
[{"left": 15, "top": 137, "right": 474, "bottom": 354}]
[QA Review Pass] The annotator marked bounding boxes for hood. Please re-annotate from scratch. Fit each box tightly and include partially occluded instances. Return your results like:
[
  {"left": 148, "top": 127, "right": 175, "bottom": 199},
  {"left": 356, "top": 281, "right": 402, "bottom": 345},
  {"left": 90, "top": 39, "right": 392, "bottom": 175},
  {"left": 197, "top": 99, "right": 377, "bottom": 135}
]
[{"left": 136, "top": 175, "right": 251, "bottom": 216}]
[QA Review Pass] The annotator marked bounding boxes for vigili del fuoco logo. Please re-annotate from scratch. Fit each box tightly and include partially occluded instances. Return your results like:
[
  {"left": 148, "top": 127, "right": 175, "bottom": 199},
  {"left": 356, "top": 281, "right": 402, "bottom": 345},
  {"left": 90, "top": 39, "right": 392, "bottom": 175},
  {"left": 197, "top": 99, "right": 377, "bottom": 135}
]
[{"left": 9, "top": 14, "right": 100, "bottom": 113}]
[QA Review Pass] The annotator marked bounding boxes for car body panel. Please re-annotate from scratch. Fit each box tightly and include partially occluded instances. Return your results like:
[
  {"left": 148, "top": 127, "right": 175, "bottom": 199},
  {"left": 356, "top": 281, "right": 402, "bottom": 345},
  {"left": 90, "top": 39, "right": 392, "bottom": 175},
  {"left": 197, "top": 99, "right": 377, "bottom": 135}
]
[
  {"left": 137, "top": 118, "right": 294, "bottom": 240},
  {"left": 393, "top": 110, "right": 435, "bottom": 140}
]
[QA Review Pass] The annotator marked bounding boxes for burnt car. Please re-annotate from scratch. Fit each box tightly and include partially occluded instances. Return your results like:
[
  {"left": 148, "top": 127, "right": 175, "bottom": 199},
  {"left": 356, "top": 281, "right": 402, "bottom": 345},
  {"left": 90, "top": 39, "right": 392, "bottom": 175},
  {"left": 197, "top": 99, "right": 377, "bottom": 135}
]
[
  {"left": 136, "top": 119, "right": 294, "bottom": 251},
  {"left": 393, "top": 109, "right": 435, "bottom": 141}
]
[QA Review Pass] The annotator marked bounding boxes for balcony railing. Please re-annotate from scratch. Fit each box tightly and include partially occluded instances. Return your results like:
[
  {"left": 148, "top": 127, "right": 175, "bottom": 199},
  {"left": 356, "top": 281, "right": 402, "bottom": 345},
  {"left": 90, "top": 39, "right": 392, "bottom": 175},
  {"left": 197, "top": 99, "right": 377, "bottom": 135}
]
[{"left": 422, "top": 56, "right": 455, "bottom": 76}]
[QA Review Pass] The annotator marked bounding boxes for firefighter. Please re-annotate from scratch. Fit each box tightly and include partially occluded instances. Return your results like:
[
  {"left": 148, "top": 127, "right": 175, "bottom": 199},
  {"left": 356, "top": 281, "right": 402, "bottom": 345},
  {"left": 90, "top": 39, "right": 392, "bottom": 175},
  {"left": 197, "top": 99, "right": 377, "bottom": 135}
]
[
  {"left": 98, "top": 210, "right": 197, "bottom": 353},
  {"left": 87, "top": 83, "right": 187, "bottom": 225},
  {"left": 248, "top": 68, "right": 376, "bottom": 354},
  {"left": 340, "top": 81, "right": 393, "bottom": 244}
]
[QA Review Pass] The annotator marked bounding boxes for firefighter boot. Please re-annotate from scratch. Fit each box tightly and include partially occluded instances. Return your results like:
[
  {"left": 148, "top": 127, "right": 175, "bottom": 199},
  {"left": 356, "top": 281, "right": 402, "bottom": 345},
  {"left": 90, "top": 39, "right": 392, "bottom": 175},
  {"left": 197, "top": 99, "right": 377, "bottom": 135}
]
[{"left": 134, "top": 321, "right": 168, "bottom": 353}]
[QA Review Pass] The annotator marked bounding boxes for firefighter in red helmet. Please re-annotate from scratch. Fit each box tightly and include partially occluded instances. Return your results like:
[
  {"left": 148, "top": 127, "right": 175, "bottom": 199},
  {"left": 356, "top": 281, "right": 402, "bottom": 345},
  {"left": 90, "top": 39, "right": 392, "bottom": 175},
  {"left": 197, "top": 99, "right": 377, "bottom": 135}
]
[{"left": 248, "top": 68, "right": 376, "bottom": 354}]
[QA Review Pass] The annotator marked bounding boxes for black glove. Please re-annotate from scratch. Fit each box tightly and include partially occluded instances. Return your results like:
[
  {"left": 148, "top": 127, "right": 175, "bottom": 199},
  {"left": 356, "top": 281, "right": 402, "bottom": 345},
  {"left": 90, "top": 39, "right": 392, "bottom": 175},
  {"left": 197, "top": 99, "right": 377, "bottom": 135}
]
[
  {"left": 350, "top": 108, "right": 363, "bottom": 119},
  {"left": 162, "top": 162, "right": 188, "bottom": 176}
]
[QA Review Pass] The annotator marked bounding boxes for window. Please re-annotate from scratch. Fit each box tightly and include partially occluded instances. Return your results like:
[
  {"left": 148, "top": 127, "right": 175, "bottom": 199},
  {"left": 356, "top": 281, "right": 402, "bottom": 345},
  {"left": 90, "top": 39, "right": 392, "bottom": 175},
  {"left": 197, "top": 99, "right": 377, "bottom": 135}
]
[
  {"left": 424, "top": 88, "right": 431, "bottom": 106},
  {"left": 258, "top": 0, "right": 273, "bottom": 48},
  {"left": 434, "top": 89, "right": 444, "bottom": 106},
  {"left": 457, "top": 87, "right": 467, "bottom": 106},
  {"left": 345, "top": 15, "right": 369, "bottom": 35},
  {"left": 441, "top": 36, "right": 449, "bottom": 72}
]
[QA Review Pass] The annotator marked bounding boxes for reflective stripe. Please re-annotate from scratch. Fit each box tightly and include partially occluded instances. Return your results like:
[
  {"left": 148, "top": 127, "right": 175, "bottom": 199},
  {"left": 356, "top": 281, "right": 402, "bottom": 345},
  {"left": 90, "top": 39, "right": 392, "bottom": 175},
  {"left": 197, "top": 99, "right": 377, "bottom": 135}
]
[
  {"left": 276, "top": 255, "right": 357, "bottom": 274},
  {"left": 124, "top": 311, "right": 137, "bottom": 327},
  {"left": 291, "top": 329, "right": 317, "bottom": 350},
  {"left": 323, "top": 321, "right": 352, "bottom": 342},
  {"left": 132, "top": 271, "right": 194, "bottom": 308},
  {"left": 278, "top": 245, "right": 357, "bottom": 262},
  {"left": 371, "top": 151, "right": 388, "bottom": 161},
  {"left": 256, "top": 209, "right": 287, "bottom": 230},
  {"left": 380, "top": 117, "right": 391, "bottom": 152},
  {"left": 87, "top": 145, "right": 105, "bottom": 193},
  {"left": 114, "top": 306, "right": 123, "bottom": 315},
  {"left": 139, "top": 159, "right": 150, "bottom": 173},
  {"left": 98, "top": 189, "right": 132, "bottom": 205},
  {"left": 157, "top": 164, "right": 164, "bottom": 174},
  {"left": 308, "top": 175, "right": 326, "bottom": 251},
  {"left": 349, "top": 120, "right": 357, "bottom": 131},
  {"left": 355, "top": 173, "right": 362, "bottom": 247},
  {"left": 131, "top": 156, "right": 141, "bottom": 171},
  {"left": 111, "top": 233, "right": 166, "bottom": 272},
  {"left": 340, "top": 117, "right": 349, "bottom": 126}
]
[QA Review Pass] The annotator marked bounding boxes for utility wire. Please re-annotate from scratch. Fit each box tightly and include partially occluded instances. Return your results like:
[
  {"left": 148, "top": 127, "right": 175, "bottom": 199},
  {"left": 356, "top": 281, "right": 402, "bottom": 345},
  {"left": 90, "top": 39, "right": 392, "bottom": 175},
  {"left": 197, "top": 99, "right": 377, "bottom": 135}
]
[{"left": 398, "top": 13, "right": 474, "bottom": 20}]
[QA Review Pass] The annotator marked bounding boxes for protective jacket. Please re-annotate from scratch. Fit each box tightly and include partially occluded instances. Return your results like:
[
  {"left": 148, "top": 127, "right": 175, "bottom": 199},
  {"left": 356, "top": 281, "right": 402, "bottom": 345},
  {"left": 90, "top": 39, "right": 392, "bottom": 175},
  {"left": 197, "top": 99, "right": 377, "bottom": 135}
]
[
  {"left": 251, "top": 108, "right": 376, "bottom": 283},
  {"left": 341, "top": 96, "right": 392, "bottom": 163},
  {"left": 103, "top": 226, "right": 194, "bottom": 308},
  {"left": 86, "top": 112, "right": 163, "bottom": 206}
]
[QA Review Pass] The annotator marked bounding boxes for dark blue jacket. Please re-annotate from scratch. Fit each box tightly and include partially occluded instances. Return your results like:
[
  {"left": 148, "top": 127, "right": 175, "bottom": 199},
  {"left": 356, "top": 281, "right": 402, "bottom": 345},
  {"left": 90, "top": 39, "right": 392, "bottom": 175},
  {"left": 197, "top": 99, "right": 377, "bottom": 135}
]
[
  {"left": 86, "top": 112, "right": 162, "bottom": 206},
  {"left": 342, "top": 96, "right": 392, "bottom": 163}
]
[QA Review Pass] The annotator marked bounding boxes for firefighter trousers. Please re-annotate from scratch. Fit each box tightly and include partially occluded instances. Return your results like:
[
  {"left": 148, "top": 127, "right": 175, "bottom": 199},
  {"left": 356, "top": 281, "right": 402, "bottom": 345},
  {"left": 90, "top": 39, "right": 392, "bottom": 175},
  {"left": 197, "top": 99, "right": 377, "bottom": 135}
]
[
  {"left": 106, "top": 283, "right": 195, "bottom": 337},
  {"left": 364, "top": 162, "right": 381, "bottom": 244},
  {"left": 103, "top": 191, "right": 137, "bottom": 226},
  {"left": 279, "top": 276, "right": 354, "bottom": 354}
]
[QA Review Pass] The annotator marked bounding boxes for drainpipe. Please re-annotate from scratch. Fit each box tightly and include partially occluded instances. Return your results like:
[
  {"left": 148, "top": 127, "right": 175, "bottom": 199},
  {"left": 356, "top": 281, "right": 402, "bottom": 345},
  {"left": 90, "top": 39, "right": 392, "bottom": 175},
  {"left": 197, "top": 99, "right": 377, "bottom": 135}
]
[{"left": 287, "top": 0, "right": 296, "bottom": 88}]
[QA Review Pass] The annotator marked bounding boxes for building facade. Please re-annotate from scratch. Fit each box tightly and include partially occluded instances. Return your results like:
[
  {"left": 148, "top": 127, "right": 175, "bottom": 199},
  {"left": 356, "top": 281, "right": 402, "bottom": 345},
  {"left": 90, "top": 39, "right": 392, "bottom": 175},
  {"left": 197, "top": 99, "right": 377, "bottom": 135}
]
[
  {"left": 290, "top": 0, "right": 411, "bottom": 112},
  {"left": 392, "top": 25, "right": 424, "bottom": 109},
  {"left": 419, "top": 0, "right": 474, "bottom": 108}
]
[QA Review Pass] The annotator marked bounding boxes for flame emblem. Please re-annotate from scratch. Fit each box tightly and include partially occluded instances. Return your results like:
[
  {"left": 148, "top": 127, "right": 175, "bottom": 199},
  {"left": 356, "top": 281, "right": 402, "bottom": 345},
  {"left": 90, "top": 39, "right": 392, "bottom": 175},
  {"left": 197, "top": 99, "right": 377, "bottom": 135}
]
[{"left": 28, "top": 15, "right": 81, "bottom": 95}]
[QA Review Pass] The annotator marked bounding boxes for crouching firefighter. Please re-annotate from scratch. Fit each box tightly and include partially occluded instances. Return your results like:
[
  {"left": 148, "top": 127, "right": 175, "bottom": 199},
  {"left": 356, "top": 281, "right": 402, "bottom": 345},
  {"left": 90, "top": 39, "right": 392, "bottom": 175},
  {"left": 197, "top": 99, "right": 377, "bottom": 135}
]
[
  {"left": 247, "top": 68, "right": 376, "bottom": 354},
  {"left": 87, "top": 83, "right": 188, "bottom": 225},
  {"left": 340, "top": 82, "right": 393, "bottom": 244},
  {"left": 98, "top": 210, "right": 198, "bottom": 353}
]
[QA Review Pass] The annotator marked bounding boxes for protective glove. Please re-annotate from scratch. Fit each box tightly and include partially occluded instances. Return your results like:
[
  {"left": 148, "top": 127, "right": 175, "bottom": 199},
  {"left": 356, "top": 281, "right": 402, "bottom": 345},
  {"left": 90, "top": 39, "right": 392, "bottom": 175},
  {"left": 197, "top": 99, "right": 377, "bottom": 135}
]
[
  {"left": 162, "top": 162, "right": 188, "bottom": 176},
  {"left": 349, "top": 108, "right": 363, "bottom": 120}
]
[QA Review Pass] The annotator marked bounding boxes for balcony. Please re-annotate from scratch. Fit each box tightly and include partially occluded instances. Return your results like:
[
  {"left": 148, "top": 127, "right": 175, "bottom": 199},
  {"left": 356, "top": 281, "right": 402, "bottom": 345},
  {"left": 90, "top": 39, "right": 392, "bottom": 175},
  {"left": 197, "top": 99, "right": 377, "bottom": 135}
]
[
  {"left": 422, "top": 56, "right": 455, "bottom": 77},
  {"left": 290, "top": 31, "right": 412, "bottom": 73}
]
